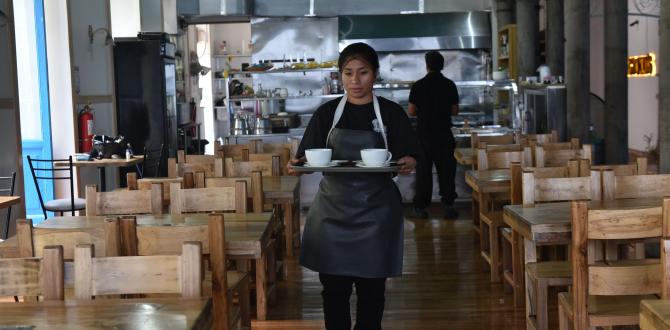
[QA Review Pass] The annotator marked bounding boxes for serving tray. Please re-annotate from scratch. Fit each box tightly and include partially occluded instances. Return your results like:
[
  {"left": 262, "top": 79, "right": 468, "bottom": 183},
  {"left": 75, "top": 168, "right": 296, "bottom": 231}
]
[{"left": 289, "top": 160, "right": 400, "bottom": 173}]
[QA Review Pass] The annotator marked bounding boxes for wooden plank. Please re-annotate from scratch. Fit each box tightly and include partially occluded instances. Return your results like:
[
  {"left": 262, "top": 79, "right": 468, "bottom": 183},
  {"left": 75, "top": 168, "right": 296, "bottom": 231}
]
[
  {"left": 534, "top": 177, "right": 592, "bottom": 203},
  {"left": 91, "top": 254, "right": 182, "bottom": 295},
  {"left": 0, "top": 256, "right": 41, "bottom": 296},
  {"left": 614, "top": 174, "right": 670, "bottom": 199},
  {"left": 180, "top": 241, "right": 203, "bottom": 299},
  {"left": 587, "top": 206, "right": 662, "bottom": 240},
  {"left": 571, "top": 200, "right": 589, "bottom": 330},
  {"left": 74, "top": 244, "right": 94, "bottom": 300},
  {"left": 588, "top": 262, "right": 661, "bottom": 295},
  {"left": 41, "top": 245, "right": 64, "bottom": 300},
  {"left": 209, "top": 213, "right": 231, "bottom": 329},
  {"left": 640, "top": 300, "right": 670, "bottom": 330},
  {"left": 120, "top": 216, "right": 138, "bottom": 257}
]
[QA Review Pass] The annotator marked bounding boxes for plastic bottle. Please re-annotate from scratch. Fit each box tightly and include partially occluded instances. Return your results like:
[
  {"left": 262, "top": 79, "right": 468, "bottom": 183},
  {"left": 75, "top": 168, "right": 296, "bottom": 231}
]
[{"left": 125, "top": 143, "right": 133, "bottom": 160}]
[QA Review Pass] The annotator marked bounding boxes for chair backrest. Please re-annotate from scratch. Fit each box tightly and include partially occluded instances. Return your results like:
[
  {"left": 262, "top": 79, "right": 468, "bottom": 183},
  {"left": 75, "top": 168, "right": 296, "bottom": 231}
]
[
  {"left": 74, "top": 241, "right": 202, "bottom": 299},
  {"left": 516, "top": 130, "right": 559, "bottom": 145},
  {"left": 169, "top": 181, "right": 248, "bottom": 214},
  {"left": 534, "top": 144, "right": 592, "bottom": 167},
  {"left": 224, "top": 156, "right": 281, "bottom": 177},
  {"left": 250, "top": 149, "right": 291, "bottom": 175},
  {"left": 592, "top": 157, "right": 648, "bottom": 177},
  {"left": 85, "top": 184, "right": 162, "bottom": 216},
  {"left": 262, "top": 142, "right": 298, "bottom": 159},
  {"left": 529, "top": 138, "right": 580, "bottom": 150},
  {"left": 570, "top": 200, "right": 662, "bottom": 328},
  {"left": 16, "top": 218, "right": 121, "bottom": 260},
  {"left": 476, "top": 146, "right": 532, "bottom": 170},
  {"left": 26, "top": 155, "right": 77, "bottom": 219},
  {"left": 132, "top": 176, "right": 183, "bottom": 207},
  {"left": 215, "top": 140, "right": 260, "bottom": 160},
  {"left": 0, "top": 171, "right": 16, "bottom": 239},
  {"left": 602, "top": 171, "right": 670, "bottom": 200},
  {"left": 471, "top": 132, "right": 515, "bottom": 148},
  {"left": 510, "top": 160, "right": 582, "bottom": 205},
  {"left": 0, "top": 245, "right": 64, "bottom": 300},
  {"left": 522, "top": 169, "right": 601, "bottom": 205},
  {"left": 176, "top": 150, "right": 224, "bottom": 179},
  {"left": 205, "top": 171, "right": 264, "bottom": 212},
  {"left": 140, "top": 144, "right": 164, "bottom": 178}
]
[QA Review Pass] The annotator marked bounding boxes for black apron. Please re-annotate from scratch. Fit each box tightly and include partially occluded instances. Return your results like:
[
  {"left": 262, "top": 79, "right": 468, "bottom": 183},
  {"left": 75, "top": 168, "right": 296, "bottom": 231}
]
[{"left": 300, "top": 95, "right": 404, "bottom": 278}]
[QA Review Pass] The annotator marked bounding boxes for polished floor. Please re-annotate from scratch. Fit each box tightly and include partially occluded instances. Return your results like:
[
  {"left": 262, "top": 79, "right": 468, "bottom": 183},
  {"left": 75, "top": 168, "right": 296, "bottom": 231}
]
[{"left": 252, "top": 202, "right": 530, "bottom": 329}]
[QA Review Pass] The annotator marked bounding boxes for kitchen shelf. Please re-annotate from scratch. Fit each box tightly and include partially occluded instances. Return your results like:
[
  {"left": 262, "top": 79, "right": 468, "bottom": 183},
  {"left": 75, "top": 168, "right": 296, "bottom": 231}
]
[
  {"left": 229, "top": 67, "right": 338, "bottom": 75},
  {"left": 498, "top": 24, "right": 518, "bottom": 80}
]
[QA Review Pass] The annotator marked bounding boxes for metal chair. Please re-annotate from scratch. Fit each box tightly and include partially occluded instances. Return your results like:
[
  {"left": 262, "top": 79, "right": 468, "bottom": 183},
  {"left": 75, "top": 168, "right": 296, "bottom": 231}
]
[
  {"left": 138, "top": 144, "right": 164, "bottom": 178},
  {"left": 27, "top": 155, "right": 85, "bottom": 219},
  {"left": 0, "top": 171, "right": 16, "bottom": 239}
]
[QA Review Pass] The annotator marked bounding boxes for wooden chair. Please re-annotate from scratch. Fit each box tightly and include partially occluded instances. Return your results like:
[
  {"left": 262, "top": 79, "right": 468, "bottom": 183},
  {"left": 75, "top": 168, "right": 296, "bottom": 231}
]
[
  {"left": 592, "top": 156, "right": 648, "bottom": 177},
  {"left": 176, "top": 150, "right": 225, "bottom": 179},
  {"left": 557, "top": 200, "right": 662, "bottom": 329},
  {"left": 0, "top": 245, "right": 64, "bottom": 301},
  {"left": 260, "top": 141, "right": 299, "bottom": 160},
  {"left": 500, "top": 161, "right": 582, "bottom": 292},
  {"left": 476, "top": 147, "right": 533, "bottom": 170},
  {"left": 130, "top": 176, "right": 183, "bottom": 207},
  {"left": 215, "top": 140, "right": 261, "bottom": 160},
  {"left": 117, "top": 214, "right": 251, "bottom": 328},
  {"left": 224, "top": 156, "right": 281, "bottom": 177},
  {"left": 205, "top": 172, "right": 265, "bottom": 213},
  {"left": 516, "top": 130, "right": 559, "bottom": 145},
  {"left": 534, "top": 144, "right": 592, "bottom": 168},
  {"left": 74, "top": 242, "right": 203, "bottom": 299},
  {"left": 250, "top": 149, "right": 291, "bottom": 175},
  {"left": 522, "top": 169, "right": 601, "bottom": 330},
  {"left": 169, "top": 181, "right": 247, "bottom": 214},
  {"left": 602, "top": 171, "right": 670, "bottom": 201},
  {"left": 85, "top": 184, "right": 162, "bottom": 216},
  {"left": 471, "top": 132, "right": 515, "bottom": 148}
]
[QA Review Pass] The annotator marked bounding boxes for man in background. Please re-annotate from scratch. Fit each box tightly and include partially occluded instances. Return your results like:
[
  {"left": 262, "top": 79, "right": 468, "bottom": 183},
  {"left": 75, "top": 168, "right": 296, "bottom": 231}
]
[{"left": 408, "top": 51, "right": 459, "bottom": 219}]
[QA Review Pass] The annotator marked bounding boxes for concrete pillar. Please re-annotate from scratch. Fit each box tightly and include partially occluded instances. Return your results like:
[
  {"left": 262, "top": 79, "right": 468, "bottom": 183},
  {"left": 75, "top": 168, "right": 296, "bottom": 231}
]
[
  {"left": 516, "top": 0, "right": 539, "bottom": 77},
  {"left": 545, "top": 0, "right": 564, "bottom": 75},
  {"left": 660, "top": 2, "right": 670, "bottom": 172},
  {"left": 496, "top": 0, "right": 515, "bottom": 27},
  {"left": 603, "top": 0, "right": 628, "bottom": 164},
  {"left": 565, "top": 0, "right": 590, "bottom": 142}
]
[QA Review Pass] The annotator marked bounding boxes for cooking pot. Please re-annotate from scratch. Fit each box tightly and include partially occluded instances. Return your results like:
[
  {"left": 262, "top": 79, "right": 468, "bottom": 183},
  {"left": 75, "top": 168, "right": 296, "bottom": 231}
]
[{"left": 258, "top": 98, "right": 283, "bottom": 116}]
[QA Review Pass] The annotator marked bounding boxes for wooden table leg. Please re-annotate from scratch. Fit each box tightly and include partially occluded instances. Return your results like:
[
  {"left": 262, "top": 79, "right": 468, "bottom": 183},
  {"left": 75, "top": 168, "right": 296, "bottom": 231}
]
[
  {"left": 511, "top": 229, "right": 525, "bottom": 308},
  {"left": 283, "top": 201, "right": 294, "bottom": 257},
  {"left": 255, "top": 254, "right": 267, "bottom": 321},
  {"left": 524, "top": 237, "right": 538, "bottom": 322},
  {"left": 472, "top": 192, "right": 481, "bottom": 235}
]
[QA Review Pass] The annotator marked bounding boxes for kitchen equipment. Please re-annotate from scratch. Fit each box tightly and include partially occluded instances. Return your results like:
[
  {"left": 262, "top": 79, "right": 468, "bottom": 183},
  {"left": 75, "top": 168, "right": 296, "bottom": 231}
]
[
  {"left": 254, "top": 116, "right": 272, "bottom": 135},
  {"left": 258, "top": 98, "right": 284, "bottom": 116},
  {"left": 177, "top": 103, "right": 191, "bottom": 124},
  {"left": 537, "top": 64, "right": 551, "bottom": 82},
  {"left": 269, "top": 112, "right": 300, "bottom": 133},
  {"left": 232, "top": 113, "right": 250, "bottom": 135}
]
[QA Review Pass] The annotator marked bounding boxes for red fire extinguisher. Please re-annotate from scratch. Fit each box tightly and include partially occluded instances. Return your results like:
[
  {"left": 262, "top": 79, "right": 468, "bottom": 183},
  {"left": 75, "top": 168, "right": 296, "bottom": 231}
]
[{"left": 78, "top": 103, "right": 94, "bottom": 152}]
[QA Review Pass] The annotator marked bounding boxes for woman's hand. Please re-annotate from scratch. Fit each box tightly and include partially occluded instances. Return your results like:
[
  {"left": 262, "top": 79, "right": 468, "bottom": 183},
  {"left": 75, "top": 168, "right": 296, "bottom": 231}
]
[
  {"left": 287, "top": 157, "right": 307, "bottom": 176},
  {"left": 396, "top": 156, "right": 416, "bottom": 175}
]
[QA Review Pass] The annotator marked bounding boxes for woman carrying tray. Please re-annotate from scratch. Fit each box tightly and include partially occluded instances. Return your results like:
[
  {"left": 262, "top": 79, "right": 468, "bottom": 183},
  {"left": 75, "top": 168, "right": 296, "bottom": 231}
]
[{"left": 288, "top": 42, "right": 419, "bottom": 330}]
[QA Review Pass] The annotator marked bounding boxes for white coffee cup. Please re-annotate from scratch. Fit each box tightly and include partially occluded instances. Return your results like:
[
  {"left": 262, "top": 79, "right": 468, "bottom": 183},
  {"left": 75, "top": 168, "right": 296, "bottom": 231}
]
[
  {"left": 305, "top": 148, "right": 332, "bottom": 166},
  {"left": 360, "top": 149, "right": 392, "bottom": 166}
]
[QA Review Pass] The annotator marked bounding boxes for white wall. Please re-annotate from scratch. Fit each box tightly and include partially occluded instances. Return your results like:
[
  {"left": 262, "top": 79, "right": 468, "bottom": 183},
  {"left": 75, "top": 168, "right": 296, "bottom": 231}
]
[
  {"left": 110, "top": 0, "right": 140, "bottom": 38},
  {"left": 589, "top": 0, "right": 659, "bottom": 152},
  {"left": 69, "top": 0, "right": 118, "bottom": 190},
  {"left": 44, "top": 0, "right": 77, "bottom": 198}
]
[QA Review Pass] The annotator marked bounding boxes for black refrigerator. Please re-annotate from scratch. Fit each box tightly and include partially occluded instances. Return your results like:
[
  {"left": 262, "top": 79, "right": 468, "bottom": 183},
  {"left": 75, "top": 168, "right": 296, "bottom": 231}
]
[{"left": 113, "top": 33, "right": 177, "bottom": 177}]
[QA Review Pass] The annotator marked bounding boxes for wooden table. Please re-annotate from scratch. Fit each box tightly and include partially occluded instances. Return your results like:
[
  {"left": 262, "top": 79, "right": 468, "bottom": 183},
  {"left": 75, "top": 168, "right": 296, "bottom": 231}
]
[
  {"left": 503, "top": 198, "right": 663, "bottom": 320},
  {"left": 641, "top": 299, "right": 670, "bottom": 330},
  {"left": 0, "top": 298, "right": 212, "bottom": 329},
  {"left": 455, "top": 147, "right": 475, "bottom": 166},
  {"left": 0, "top": 195, "right": 20, "bottom": 209},
  {"left": 262, "top": 176, "right": 300, "bottom": 257},
  {"left": 55, "top": 156, "right": 143, "bottom": 191},
  {"left": 0, "top": 212, "right": 276, "bottom": 321},
  {"left": 465, "top": 169, "right": 511, "bottom": 234}
]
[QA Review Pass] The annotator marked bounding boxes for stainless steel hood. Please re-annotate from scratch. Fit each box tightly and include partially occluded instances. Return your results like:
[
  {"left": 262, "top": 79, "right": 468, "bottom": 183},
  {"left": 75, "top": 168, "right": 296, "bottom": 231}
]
[{"left": 339, "top": 12, "right": 491, "bottom": 51}]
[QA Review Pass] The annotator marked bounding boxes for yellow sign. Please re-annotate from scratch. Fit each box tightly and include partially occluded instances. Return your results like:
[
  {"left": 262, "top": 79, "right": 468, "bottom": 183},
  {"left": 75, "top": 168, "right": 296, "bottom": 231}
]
[{"left": 628, "top": 53, "right": 656, "bottom": 77}]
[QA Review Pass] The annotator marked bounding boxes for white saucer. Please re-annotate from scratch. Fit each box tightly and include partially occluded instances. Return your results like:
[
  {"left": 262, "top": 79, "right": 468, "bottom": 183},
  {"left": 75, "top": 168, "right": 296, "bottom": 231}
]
[
  {"left": 304, "top": 161, "right": 338, "bottom": 167},
  {"left": 355, "top": 162, "right": 390, "bottom": 168}
]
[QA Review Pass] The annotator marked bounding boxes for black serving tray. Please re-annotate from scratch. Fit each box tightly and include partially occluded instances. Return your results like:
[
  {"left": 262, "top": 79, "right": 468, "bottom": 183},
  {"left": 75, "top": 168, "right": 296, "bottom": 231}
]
[{"left": 290, "top": 160, "right": 400, "bottom": 173}]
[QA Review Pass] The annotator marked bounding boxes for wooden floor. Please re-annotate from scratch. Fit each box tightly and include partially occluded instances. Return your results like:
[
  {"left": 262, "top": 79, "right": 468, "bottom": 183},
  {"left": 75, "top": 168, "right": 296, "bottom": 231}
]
[{"left": 253, "top": 202, "right": 530, "bottom": 329}]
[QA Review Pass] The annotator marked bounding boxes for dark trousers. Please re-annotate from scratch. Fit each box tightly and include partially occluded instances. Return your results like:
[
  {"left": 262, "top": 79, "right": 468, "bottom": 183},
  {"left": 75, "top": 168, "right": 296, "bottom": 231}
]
[
  {"left": 413, "top": 135, "right": 457, "bottom": 209},
  {"left": 319, "top": 273, "right": 386, "bottom": 330}
]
